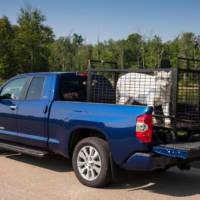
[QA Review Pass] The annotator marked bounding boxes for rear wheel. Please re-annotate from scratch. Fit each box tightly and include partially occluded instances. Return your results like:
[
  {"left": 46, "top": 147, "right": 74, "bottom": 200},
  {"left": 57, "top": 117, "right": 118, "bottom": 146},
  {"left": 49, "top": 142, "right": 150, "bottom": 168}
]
[{"left": 72, "top": 137, "right": 111, "bottom": 187}]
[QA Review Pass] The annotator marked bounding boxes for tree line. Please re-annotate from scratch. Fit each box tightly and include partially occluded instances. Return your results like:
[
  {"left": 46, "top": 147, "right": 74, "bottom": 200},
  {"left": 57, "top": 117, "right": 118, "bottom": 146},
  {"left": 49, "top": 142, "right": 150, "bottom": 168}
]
[{"left": 0, "top": 7, "right": 200, "bottom": 80}]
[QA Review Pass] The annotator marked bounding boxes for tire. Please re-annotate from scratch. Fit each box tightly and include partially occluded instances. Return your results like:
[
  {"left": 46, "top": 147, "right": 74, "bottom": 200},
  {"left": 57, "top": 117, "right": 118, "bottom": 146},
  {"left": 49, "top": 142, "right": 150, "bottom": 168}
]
[{"left": 72, "top": 137, "right": 111, "bottom": 187}]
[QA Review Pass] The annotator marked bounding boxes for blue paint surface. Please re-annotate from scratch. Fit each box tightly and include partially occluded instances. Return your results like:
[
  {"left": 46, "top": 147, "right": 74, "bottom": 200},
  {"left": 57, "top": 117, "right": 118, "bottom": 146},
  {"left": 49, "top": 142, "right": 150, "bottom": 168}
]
[{"left": 0, "top": 129, "right": 59, "bottom": 144}]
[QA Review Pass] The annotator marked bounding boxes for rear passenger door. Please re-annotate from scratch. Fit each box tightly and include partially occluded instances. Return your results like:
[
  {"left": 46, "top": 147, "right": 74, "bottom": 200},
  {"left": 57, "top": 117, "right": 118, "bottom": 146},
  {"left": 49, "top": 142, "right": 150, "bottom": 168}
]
[{"left": 16, "top": 76, "right": 50, "bottom": 148}]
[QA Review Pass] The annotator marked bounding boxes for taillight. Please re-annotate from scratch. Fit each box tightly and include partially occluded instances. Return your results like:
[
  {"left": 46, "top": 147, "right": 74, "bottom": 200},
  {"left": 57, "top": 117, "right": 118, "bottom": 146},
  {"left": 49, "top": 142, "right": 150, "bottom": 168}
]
[{"left": 136, "top": 114, "right": 153, "bottom": 143}]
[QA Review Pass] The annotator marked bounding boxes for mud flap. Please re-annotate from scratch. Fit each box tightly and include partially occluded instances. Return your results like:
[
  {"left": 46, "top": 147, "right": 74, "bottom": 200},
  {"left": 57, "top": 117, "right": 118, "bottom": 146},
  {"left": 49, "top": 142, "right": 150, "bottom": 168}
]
[{"left": 153, "top": 141, "right": 200, "bottom": 159}]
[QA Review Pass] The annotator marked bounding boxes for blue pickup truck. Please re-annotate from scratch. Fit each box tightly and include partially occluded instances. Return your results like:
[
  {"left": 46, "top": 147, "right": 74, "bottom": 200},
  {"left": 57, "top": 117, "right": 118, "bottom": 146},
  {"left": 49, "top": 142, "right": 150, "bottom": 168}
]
[{"left": 0, "top": 72, "right": 200, "bottom": 187}]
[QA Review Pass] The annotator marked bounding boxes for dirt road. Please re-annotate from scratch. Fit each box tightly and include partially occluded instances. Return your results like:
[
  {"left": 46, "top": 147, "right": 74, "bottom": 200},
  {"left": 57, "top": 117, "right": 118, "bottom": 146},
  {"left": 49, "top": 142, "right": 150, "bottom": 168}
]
[{"left": 0, "top": 150, "right": 200, "bottom": 200}]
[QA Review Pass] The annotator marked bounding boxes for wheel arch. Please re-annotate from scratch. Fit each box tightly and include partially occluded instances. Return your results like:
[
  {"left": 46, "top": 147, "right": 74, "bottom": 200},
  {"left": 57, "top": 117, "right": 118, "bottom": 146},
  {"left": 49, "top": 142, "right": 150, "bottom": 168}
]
[{"left": 68, "top": 127, "right": 109, "bottom": 157}]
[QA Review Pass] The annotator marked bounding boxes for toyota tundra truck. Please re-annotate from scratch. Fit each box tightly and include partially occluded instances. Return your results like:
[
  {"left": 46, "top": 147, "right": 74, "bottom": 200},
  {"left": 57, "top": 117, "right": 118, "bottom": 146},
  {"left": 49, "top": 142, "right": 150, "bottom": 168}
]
[{"left": 0, "top": 72, "right": 200, "bottom": 187}]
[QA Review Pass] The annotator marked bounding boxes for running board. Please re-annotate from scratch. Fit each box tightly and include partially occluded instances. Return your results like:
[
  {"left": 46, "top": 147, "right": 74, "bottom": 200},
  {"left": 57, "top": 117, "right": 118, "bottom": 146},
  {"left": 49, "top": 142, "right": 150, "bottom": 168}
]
[{"left": 0, "top": 141, "right": 48, "bottom": 157}]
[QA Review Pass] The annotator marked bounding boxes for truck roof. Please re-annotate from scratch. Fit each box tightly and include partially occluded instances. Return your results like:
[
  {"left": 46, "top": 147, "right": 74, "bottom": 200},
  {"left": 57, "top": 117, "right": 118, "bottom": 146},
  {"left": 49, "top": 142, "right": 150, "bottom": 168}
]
[
  {"left": 20, "top": 72, "right": 76, "bottom": 76},
  {"left": 10, "top": 72, "right": 86, "bottom": 79}
]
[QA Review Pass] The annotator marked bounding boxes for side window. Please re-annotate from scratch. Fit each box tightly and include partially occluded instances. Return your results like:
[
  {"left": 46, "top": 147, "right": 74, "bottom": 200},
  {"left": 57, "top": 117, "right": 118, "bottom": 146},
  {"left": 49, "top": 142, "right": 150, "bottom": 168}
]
[
  {"left": 0, "top": 77, "right": 28, "bottom": 100},
  {"left": 60, "top": 76, "right": 87, "bottom": 101},
  {"left": 26, "top": 77, "right": 45, "bottom": 100}
]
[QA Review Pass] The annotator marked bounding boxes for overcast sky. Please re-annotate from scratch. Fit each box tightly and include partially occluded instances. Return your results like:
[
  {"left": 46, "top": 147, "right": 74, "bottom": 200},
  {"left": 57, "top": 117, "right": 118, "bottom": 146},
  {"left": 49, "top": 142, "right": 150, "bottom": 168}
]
[{"left": 0, "top": 0, "right": 200, "bottom": 43}]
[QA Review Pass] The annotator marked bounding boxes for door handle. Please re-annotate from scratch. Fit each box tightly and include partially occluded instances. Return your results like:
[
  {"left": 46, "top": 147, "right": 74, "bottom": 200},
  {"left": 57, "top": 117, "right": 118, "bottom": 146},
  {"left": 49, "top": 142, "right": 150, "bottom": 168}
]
[{"left": 9, "top": 105, "right": 17, "bottom": 110}]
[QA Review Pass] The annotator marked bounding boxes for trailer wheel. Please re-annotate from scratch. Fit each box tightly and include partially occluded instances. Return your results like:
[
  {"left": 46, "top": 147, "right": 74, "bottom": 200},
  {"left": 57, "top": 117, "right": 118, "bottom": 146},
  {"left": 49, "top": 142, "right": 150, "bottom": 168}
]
[{"left": 72, "top": 137, "right": 111, "bottom": 187}]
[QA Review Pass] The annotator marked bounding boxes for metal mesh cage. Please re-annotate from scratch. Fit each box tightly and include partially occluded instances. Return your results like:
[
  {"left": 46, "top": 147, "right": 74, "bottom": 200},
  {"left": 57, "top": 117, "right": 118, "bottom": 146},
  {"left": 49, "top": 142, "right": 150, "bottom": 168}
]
[
  {"left": 176, "top": 58, "right": 200, "bottom": 130},
  {"left": 86, "top": 58, "right": 200, "bottom": 131},
  {"left": 87, "top": 61, "right": 175, "bottom": 129}
]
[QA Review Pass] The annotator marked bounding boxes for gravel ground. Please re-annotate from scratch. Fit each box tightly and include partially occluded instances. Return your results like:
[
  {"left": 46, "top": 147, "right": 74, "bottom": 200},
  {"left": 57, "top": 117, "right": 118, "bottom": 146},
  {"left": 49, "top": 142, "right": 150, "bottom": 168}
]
[{"left": 0, "top": 149, "right": 200, "bottom": 200}]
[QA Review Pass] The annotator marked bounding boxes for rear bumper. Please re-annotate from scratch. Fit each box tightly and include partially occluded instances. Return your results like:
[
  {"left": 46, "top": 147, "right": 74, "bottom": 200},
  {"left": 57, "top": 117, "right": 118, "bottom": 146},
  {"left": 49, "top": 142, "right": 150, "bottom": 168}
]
[
  {"left": 123, "top": 141, "right": 200, "bottom": 171},
  {"left": 122, "top": 152, "right": 172, "bottom": 171}
]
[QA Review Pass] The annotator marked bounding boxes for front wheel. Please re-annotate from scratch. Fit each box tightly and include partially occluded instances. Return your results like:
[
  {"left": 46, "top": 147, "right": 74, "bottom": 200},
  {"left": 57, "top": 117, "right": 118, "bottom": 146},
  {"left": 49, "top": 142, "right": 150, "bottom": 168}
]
[{"left": 72, "top": 137, "right": 111, "bottom": 187}]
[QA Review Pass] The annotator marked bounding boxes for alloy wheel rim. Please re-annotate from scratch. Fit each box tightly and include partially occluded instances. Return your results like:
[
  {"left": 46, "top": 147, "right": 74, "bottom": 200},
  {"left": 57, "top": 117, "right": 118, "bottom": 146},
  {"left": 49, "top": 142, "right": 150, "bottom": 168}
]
[{"left": 77, "top": 145, "right": 102, "bottom": 181}]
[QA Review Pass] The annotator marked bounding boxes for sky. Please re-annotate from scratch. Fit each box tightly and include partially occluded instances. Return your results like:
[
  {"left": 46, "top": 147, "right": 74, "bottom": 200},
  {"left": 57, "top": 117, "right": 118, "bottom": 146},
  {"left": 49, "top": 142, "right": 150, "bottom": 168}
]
[{"left": 0, "top": 0, "right": 200, "bottom": 44}]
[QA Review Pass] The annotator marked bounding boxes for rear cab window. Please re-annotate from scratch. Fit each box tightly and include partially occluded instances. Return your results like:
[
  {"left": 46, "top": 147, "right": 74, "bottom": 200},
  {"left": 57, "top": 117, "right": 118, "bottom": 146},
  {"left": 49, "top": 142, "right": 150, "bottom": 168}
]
[
  {"left": 59, "top": 74, "right": 87, "bottom": 101},
  {"left": 58, "top": 73, "right": 115, "bottom": 103}
]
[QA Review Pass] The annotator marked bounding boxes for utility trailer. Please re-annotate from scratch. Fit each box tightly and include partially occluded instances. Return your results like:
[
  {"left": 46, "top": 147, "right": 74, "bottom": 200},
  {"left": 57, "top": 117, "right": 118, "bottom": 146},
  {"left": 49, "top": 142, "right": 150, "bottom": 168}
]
[{"left": 86, "top": 58, "right": 200, "bottom": 144}]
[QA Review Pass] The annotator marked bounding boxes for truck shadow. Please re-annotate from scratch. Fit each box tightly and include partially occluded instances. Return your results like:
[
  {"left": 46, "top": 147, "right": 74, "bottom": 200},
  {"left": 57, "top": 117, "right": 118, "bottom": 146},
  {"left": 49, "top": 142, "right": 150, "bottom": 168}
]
[
  {"left": 108, "top": 167, "right": 200, "bottom": 197},
  {"left": 2, "top": 151, "right": 200, "bottom": 197},
  {"left": 4, "top": 152, "right": 73, "bottom": 172}
]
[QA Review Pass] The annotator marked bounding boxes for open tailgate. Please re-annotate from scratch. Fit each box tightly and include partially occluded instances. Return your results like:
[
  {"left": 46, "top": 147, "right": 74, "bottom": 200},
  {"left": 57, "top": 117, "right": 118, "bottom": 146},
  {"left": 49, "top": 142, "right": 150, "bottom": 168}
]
[{"left": 153, "top": 141, "right": 200, "bottom": 159}]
